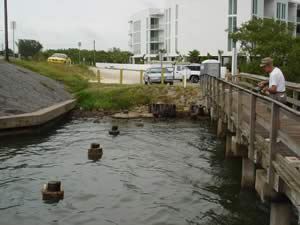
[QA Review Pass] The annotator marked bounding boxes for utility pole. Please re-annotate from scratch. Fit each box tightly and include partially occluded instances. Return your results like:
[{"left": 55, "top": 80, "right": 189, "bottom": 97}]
[
  {"left": 11, "top": 21, "right": 16, "bottom": 56},
  {"left": 4, "top": 0, "right": 9, "bottom": 61},
  {"left": 78, "top": 41, "right": 81, "bottom": 64},
  {"left": 93, "top": 40, "right": 96, "bottom": 66}
]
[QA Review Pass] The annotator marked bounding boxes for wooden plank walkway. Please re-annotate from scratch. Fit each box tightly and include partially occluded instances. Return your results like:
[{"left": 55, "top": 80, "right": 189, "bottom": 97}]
[{"left": 200, "top": 75, "right": 300, "bottom": 213}]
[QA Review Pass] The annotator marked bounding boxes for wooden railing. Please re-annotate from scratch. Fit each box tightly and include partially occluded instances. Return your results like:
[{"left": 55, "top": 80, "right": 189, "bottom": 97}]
[
  {"left": 200, "top": 74, "right": 300, "bottom": 188},
  {"left": 237, "top": 73, "right": 300, "bottom": 110}
]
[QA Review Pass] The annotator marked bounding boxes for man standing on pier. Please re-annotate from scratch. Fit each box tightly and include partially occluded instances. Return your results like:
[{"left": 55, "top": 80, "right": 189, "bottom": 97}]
[{"left": 258, "top": 57, "right": 287, "bottom": 103}]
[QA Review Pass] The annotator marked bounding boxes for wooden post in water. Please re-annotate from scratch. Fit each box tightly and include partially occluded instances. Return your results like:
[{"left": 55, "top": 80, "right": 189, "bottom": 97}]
[{"left": 120, "top": 69, "right": 124, "bottom": 85}]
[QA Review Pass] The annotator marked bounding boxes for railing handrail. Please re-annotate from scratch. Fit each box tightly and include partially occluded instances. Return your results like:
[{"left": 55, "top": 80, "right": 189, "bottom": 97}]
[
  {"left": 207, "top": 75, "right": 300, "bottom": 117},
  {"left": 239, "top": 72, "right": 300, "bottom": 90}
]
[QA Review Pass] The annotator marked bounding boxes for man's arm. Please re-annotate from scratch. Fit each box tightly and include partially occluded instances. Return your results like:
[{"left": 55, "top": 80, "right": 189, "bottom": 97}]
[{"left": 263, "top": 85, "right": 277, "bottom": 94}]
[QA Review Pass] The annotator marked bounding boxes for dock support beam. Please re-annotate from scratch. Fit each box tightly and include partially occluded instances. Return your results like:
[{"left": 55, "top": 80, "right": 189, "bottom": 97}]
[
  {"left": 241, "top": 158, "right": 256, "bottom": 188},
  {"left": 217, "top": 118, "right": 226, "bottom": 138},
  {"left": 226, "top": 133, "right": 233, "bottom": 157},
  {"left": 270, "top": 202, "right": 292, "bottom": 225}
]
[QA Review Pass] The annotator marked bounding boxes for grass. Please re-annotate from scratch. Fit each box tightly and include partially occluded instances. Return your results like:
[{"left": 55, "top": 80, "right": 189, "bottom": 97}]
[
  {"left": 11, "top": 60, "right": 92, "bottom": 93},
  {"left": 77, "top": 85, "right": 158, "bottom": 110},
  {"left": 11, "top": 60, "right": 201, "bottom": 111}
]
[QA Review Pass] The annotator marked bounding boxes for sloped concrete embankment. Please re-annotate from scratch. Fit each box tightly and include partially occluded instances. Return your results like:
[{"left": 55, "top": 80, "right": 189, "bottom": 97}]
[{"left": 0, "top": 61, "right": 75, "bottom": 133}]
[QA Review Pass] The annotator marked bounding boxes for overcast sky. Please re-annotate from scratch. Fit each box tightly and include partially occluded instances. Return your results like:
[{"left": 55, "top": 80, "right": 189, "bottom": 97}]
[{"left": 0, "top": 0, "right": 164, "bottom": 51}]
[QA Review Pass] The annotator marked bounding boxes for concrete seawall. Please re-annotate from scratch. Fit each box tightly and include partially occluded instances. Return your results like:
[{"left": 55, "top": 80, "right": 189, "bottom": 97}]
[{"left": 0, "top": 99, "right": 76, "bottom": 134}]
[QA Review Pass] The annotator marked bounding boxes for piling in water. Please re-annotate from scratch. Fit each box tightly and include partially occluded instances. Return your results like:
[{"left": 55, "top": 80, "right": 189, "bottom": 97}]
[
  {"left": 109, "top": 126, "right": 120, "bottom": 136},
  {"left": 88, "top": 143, "right": 103, "bottom": 161},
  {"left": 149, "top": 104, "right": 176, "bottom": 118},
  {"left": 42, "top": 181, "right": 64, "bottom": 201}
]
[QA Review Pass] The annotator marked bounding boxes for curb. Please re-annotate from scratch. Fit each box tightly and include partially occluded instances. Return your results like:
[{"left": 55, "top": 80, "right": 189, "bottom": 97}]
[{"left": 0, "top": 99, "right": 76, "bottom": 130}]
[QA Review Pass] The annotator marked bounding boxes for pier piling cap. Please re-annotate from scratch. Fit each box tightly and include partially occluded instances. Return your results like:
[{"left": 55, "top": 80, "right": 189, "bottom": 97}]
[
  {"left": 47, "top": 181, "right": 61, "bottom": 192},
  {"left": 91, "top": 143, "right": 100, "bottom": 149}
]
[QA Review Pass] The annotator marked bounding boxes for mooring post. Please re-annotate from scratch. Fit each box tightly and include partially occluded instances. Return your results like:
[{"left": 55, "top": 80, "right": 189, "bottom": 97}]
[
  {"left": 120, "top": 69, "right": 124, "bottom": 84},
  {"left": 270, "top": 202, "right": 292, "bottom": 225}
]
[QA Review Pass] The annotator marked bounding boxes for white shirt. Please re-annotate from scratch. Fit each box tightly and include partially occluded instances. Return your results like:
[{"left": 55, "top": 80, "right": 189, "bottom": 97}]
[{"left": 269, "top": 67, "right": 286, "bottom": 92}]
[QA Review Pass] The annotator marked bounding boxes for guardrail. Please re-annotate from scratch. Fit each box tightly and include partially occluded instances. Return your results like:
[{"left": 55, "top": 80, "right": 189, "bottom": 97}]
[{"left": 236, "top": 73, "right": 300, "bottom": 110}]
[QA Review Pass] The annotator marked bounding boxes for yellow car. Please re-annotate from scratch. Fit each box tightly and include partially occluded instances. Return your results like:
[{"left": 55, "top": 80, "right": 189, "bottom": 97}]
[{"left": 47, "top": 53, "right": 71, "bottom": 64}]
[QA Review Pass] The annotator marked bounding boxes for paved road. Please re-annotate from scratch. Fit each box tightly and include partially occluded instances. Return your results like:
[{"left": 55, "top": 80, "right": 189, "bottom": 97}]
[
  {"left": 89, "top": 67, "right": 199, "bottom": 88},
  {"left": 90, "top": 67, "right": 142, "bottom": 84}
]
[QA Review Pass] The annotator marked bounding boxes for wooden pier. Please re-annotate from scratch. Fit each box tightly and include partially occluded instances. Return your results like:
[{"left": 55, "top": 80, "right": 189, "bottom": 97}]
[{"left": 200, "top": 74, "right": 300, "bottom": 225}]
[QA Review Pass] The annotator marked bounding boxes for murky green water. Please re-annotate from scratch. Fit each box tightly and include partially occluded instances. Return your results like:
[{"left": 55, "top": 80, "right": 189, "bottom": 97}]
[{"left": 0, "top": 118, "right": 270, "bottom": 225}]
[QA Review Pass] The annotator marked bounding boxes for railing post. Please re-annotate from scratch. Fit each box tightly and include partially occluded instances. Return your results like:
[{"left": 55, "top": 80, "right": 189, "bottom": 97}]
[
  {"left": 120, "top": 69, "right": 123, "bottom": 85},
  {"left": 236, "top": 90, "right": 242, "bottom": 143},
  {"left": 216, "top": 79, "right": 220, "bottom": 117},
  {"left": 97, "top": 69, "right": 101, "bottom": 84},
  {"left": 249, "top": 94, "right": 256, "bottom": 161},
  {"left": 140, "top": 70, "right": 143, "bottom": 85},
  {"left": 293, "top": 90, "right": 299, "bottom": 110},
  {"left": 228, "top": 85, "right": 233, "bottom": 129},
  {"left": 207, "top": 75, "right": 211, "bottom": 110},
  {"left": 267, "top": 102, "right": 280, "bottom": 185},
  {"left": 221, "top": 82, "right": 225, "bottom": 120}
]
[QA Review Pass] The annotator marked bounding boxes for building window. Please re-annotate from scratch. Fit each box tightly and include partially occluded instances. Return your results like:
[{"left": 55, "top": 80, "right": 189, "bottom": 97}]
[
  {"left": 176, "top": 5, "right": 179, "bottom": 20},
  {"left": 228, "top": 16, "right": 237, "bottom": 51},
  {"left": 175, "top": 37, "right": 178, "bottom": 53},
  {"left": 229, "top": 0, "right": 237, "bottom": 15},
  {"left": 277, "top": 3, "right": 286, "bottom": 20},
  {"left": 252, "top": 0, "right": 258, "bottom": 15}
]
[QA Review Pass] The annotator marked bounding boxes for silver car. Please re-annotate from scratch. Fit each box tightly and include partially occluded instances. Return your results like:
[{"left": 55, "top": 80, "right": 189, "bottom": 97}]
[{"left": 144, "top": 67, "right": 174, "bottom": 85}]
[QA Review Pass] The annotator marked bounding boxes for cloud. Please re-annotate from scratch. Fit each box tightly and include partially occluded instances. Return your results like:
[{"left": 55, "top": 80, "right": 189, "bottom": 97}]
[{"left": 0, "top": 0, "right": 164, "bottom": 50}]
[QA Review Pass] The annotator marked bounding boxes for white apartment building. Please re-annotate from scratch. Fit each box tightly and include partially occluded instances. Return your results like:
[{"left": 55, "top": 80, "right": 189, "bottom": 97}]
[
  {"left": 129, "top": 9, "right": 165, "bottom": 63},
  {"left": 129, "top": 0, "right": 300, "bottom": 62}
]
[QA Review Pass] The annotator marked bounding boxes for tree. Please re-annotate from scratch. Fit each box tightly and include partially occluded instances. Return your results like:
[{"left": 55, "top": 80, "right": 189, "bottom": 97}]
[
  {"left": 230, "top": 18, "right": 294, "bottom": 65},
  {"left": 230, "top": 18, "right": 300, "bottom": 82},
  {"left": 17, "top": 39, "right": 43, "bottom": 58},
  {"left": 188, "top": 50, "right": 200, "bottom": 63}
]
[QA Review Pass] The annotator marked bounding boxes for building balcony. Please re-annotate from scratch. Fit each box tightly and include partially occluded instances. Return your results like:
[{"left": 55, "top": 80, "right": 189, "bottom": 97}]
[
  {"left": 149, "top": 37, "right": 164, "bottom": 43},
  {"left": 149, "top": 24, "right": 164, "bottom": 30},
  {"left": 150, "top": 50, "right": 159, "bottom": 55}
]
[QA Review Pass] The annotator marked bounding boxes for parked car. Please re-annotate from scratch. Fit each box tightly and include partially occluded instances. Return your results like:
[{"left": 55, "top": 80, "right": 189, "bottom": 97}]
[
  {"left": 185, "top": 64, "right": 201, "bottom": 83},
  {"left": 144, "top": 67, "right": 174, "bottom": 85},
  {"left": 47, "top": 53, "right": 71, "bottom": 64}
]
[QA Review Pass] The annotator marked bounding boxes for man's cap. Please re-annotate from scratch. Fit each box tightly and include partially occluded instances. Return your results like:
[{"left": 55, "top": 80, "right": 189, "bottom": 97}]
[{"left": 260, "top": 57, "right": 273, "bottom": 68}]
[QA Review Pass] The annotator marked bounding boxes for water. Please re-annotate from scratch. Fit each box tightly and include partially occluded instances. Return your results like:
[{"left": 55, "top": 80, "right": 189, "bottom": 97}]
[{"left": 0, "top": 118, "right": 270, "bottom": 225}]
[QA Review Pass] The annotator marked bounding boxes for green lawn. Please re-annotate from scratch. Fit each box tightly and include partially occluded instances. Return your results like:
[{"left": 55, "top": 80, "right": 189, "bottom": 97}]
[
  {"left": 12, "top": 60, "right": 200, "bottom": 111},
  {"left": 12, "top": 60, "right": 92, "bottom": 93}
]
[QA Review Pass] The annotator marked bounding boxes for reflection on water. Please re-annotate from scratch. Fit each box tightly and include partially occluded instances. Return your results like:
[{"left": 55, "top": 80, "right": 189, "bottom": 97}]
[{"left": 0, "top": 118, "right": 270, "bottom": 225}]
